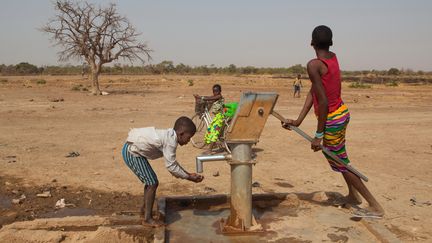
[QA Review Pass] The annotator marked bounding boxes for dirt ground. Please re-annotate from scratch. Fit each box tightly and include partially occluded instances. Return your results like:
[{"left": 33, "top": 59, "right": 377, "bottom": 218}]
[{"left": 0, "top": 74, "right": 431, "bottom": 242}]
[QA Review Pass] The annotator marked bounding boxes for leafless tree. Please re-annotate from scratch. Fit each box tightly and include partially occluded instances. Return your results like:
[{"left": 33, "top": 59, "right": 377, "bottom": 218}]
[{"left": 42, "top": 0, "right": 151, "bottom": 95}]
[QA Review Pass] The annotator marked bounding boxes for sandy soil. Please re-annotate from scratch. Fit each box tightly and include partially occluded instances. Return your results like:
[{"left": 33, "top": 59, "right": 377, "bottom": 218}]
[{"left": 0, "top": 74, "right": 431, "bottom": 241}]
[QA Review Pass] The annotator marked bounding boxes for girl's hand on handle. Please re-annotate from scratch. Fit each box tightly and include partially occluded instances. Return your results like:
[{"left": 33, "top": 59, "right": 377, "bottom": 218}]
[
  {"left": 311, "top": 137, "right": 322, "bottom": 152},
  {"left": 281, "top": 119, "right": 300, "bottom": 130}
]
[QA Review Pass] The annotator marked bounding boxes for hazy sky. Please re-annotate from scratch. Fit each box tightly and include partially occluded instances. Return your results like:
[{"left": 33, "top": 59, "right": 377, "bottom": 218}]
[{"left": 1, "top": 0, "right": 431, "bottom": 71}]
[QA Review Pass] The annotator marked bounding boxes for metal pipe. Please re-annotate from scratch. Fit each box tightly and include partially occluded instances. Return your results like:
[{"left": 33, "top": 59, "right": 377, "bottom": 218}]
[
  {"left": 271, "top": 110, "right": 369, "bottom": 182},
  {"left": 228, "top": 143, "right": 253, "bottom": 229},
  {"left": 196, "top": 154, "right": 231, "bottom": 173}
]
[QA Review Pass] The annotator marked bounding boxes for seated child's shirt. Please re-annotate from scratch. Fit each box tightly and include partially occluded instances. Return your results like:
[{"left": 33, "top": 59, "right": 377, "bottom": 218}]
[
  {"left": 210, "top": 97, "right": 225, "bottom": 114},
  {"left": 126, "top": 127, "right": 189, "bottom": 179}
]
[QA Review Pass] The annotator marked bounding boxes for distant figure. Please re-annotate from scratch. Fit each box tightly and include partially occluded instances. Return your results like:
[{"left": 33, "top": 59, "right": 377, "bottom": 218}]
[
  {"left": 293, "top": 74, "right": 303, "bottom": 98},
  {"left": 122, "top": 116, "right": 204, "bottom": 227},
  {"left": 282, "top": 25, "right": 384, "bottom": 219}
]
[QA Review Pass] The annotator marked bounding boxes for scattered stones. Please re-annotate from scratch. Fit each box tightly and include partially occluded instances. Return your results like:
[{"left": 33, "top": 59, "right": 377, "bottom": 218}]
[
  {"left": 252, "top": 181, "right": 261, "bottom": 188},
  {"left": 410, "top": 197, "right": 431, "bottom": 206},
  {"left": 66, "top": 151, "right": 80, "bottom": 158},
  {"left": 12, "top": 194, "right": 26, "bottom": 204},
  {"left": 49, "top": 97, "right": 64, "bottom": 102},
  {"left": 36, "top": 191, "right": 52, "bottom": 198},
  {"left": 312, "top": 191, "right": 329, "bottom": 202},
  {"left": 55, "top": 198, "right": 76, "bottom": 209},
  {"left": 212, "top": 171, "right": 220, "bottom": 177},
  {"left": 5, "top": 155, "right": 16, "bottom": 163}
]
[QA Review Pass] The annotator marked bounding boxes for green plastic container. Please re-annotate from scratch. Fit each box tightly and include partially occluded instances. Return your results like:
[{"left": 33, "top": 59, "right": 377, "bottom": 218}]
[{"left": 223, "top": 102, "right": 238, "bottom": 118}]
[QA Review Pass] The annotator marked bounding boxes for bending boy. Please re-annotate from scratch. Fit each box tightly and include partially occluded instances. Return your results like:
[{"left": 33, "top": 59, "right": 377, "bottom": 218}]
[
  {"left": 282, "top": 25, "right": 384, "bottom": 218},
  {"left": 122, "top": 116, "right": 204, "bottom": 227}
]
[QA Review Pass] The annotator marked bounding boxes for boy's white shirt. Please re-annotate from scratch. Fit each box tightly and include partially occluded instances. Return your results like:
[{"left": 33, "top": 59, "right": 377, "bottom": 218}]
[{"left": 126, "top": 127, "right": 189, "bottom": 179}]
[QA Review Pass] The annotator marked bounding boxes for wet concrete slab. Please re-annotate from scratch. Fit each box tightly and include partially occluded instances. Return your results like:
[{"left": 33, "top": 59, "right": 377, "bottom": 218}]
[
  {"left": 0, "top": 193, "right": 399, "bottom": 242},
  {"left": 163, "top": 193, "right": 382, "bottom": 242}
]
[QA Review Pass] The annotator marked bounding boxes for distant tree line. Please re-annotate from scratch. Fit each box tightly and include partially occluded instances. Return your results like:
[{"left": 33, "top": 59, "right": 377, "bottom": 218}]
[{"left": 0, "top": 61, "right": 430, "bottom": 77}]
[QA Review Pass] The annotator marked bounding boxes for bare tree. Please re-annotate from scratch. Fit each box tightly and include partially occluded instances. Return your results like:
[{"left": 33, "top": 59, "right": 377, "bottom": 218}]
[{"left": 42, "top": 0, "right": 151, "bottom": 95}]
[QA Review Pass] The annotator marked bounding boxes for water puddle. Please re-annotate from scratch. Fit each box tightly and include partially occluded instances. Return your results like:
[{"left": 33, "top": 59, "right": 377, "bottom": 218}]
[{"left": 0, "top": 195, "right": 12, "bottom": 209}]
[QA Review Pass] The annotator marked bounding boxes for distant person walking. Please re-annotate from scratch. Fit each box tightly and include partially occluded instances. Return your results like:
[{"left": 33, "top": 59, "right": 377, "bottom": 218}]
[
  {"left": 282, "top": 25, "right": 384, "bottom": 219},
  {"left": 293, "top": 74, "right": 303, "bottom": 98}
]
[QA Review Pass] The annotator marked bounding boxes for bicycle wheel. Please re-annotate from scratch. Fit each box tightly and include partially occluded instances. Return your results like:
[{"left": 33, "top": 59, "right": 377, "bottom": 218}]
[{"left": 191, "top": 114, "right": 207, "bottom": 149}]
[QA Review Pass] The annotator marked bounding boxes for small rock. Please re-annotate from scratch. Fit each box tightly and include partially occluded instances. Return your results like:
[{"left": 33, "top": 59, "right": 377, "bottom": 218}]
[
  {"left": 11, "top": 189, "right": 19, "bottom": 194},
  {"left": 12, "top": 199, "right": 22, "bottom": 204},
  {"left": 94, "top": 172, "right": 100, "bottom": 175},
  {"left": 66, "top": 151, "right": 80, "bottom": 157},
  {"left": 212, "top": 171, "right": 220, "bottom": 177},
  {"left": 252, "top": 181, "right": 261, "bottom": 187},
  {"left": 312, "top": 191, "right": 328, "bottom": 202},
  {"left": 365, "top": 95, "right": 370, "bottom": 98},
  {"left": 204, "top": 186, "right": 217, "bottom": 193},
  {"left": 413, "top": 216, "right": 420, "bottom": 221},
  {"left": 20, "top": 194, "right": 26, "bottom": 200},
  {"left": 29, "top": 99, "right": 34, "bottom": 102},
  {"left": 101, "top": 91, "right": 109, "bottom": 95},
  {"left": 280, "top": 193, "right": 300, "bottom": 208},
  {"left": 52, "top": 179, "right": 57, "bottom": 183},
  {"left": 55, "top": 198, "right": 75, "bottom": 209},
  {"left": 4, "top": 181, "right": 12, "bottom": 186},
  {"left": 121, "top": 192, "right": 128, "bottom": 197},
  {"left": 129, "top": 119, "right": 134, "bottom": 123},
  {"left": 36, "top": 191, "right": 52, "bottom": 198},
  {"left": 49, "top": 97, "right": 64, "bottom": 102}
]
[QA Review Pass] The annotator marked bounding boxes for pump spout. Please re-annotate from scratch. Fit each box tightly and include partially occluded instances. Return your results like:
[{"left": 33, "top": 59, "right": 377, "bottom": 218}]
[{"left": 196, "top": 154, "right": 231, "bottom": 173}]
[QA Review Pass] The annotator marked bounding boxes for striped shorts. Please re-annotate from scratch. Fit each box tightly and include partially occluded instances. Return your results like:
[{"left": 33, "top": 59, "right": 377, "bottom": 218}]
[
  {"left": 122, "top": 143, "right": 158, "bottom": 185},
  {"left": 323, "top": 103, "right": 351, "bottom": 173}
]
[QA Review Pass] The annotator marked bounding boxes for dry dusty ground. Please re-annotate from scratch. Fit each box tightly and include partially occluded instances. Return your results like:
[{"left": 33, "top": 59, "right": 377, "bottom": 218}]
[{"left": 0, "top": 74, "right": 431, "bottom": 242}]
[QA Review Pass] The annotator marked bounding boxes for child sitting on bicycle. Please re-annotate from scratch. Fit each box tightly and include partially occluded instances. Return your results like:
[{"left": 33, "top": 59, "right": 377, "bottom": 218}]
[
  {"left": 194, "top": 84, "right": 224, "bottom": 115},
  {"left": 194, "top": 84, "right": 226, "bottom": 146}
]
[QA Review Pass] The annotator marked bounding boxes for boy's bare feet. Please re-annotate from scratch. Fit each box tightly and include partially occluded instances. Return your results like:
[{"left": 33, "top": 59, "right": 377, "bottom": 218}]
[{"left": 141, "top": 218, "right": 166, "bottom": 228}]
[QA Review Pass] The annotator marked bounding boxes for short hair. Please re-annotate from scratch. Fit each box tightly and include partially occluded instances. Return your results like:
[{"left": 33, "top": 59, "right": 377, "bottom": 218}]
[
  {"left": 311, "top": 25, "right": 333, "bottom": 49},
  {"left": 212, "top": 84, "right": 222, "bottom": 92},
  {"left": 174, "top": 116, "right": 196, "bottom": 134}
]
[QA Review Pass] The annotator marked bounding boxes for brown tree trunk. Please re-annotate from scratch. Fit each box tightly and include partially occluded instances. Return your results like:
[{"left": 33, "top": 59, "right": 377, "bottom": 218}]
[{"left": 89, "top": 63, "right": 101, "bottom": 95}]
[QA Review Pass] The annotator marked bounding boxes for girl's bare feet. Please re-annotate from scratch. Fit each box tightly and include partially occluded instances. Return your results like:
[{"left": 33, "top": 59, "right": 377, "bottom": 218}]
[{"left": 352, "top": 207, "right": 384, "bottom": 219}]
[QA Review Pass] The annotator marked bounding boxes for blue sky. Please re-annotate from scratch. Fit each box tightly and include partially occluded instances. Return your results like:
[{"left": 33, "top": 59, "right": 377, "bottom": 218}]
[{"left": 0, "top": 0, "right": 431, "bottom": 70}]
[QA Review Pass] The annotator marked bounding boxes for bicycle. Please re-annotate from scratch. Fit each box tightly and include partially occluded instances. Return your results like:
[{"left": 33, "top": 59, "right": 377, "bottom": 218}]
[{"left": 190, "top": 96, "right": 232, "bottom": 153}]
